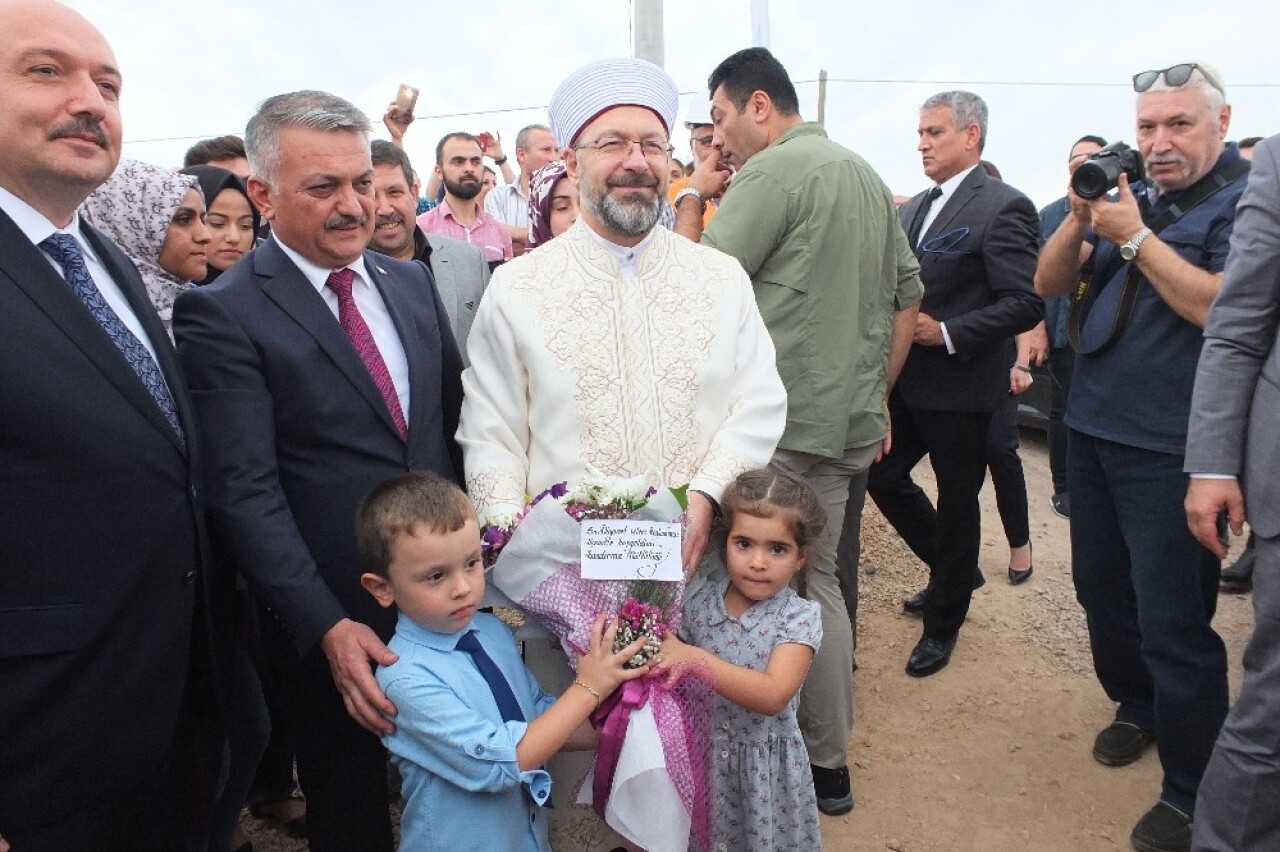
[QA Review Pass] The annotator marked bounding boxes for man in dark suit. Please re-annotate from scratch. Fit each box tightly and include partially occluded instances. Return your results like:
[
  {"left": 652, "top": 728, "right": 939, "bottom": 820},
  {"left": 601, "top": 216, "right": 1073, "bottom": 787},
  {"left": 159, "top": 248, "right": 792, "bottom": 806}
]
[
  {"left": 1185, "top": 132, "right": 1280, "bottom": 852},
  {"left": 0, "top": 2, "right": 211, "bottom": 849},
  {"left": 867, "top": 90, "right": 1042, "bottom": 677},
  {"left": 174, "top": 90, "right": 464, "bottom": 852}
]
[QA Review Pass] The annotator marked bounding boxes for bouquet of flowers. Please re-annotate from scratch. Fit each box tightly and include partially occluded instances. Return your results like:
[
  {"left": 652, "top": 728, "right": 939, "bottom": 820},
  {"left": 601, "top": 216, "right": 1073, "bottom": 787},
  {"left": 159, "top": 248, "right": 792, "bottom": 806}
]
[{"left": 482, "top": 473, "right": 713, "bottom": 852}]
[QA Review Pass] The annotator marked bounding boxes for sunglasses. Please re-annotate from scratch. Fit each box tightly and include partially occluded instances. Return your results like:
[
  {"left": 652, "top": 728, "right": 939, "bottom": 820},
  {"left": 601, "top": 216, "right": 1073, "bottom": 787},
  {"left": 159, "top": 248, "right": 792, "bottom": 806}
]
[{"left": 1132, "top": 63, "right": 1224, "bottom": 95}]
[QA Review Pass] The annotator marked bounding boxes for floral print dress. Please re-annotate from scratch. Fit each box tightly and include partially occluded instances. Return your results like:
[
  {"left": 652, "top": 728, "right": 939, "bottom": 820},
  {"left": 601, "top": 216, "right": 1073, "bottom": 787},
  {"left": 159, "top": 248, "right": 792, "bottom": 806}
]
[{"left": 682, "top": 574, "right": 823, "bottom": 851}]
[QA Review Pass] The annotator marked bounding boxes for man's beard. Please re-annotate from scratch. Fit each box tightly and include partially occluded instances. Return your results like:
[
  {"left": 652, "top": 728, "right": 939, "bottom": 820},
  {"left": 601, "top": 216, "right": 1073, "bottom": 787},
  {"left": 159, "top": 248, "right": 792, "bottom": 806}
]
[
  {"left": 445, "top": 175, "right": 482, "bottom": 201},
  {"left": 579, "top": 171, "right": 661, "bottom": 237}
]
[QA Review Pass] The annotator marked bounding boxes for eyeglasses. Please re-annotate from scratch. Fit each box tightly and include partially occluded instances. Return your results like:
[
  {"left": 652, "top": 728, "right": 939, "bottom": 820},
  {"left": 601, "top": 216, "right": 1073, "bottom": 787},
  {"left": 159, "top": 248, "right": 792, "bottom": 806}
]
[
  {"left": 1132, "top": 63, "right": 1224, "bottom": 95},
  {"left": 575, "top": 137, "right": 674, "bottom": 160},
  {"left": 691, "top": 134, "right": 715, "bottom": 146}
]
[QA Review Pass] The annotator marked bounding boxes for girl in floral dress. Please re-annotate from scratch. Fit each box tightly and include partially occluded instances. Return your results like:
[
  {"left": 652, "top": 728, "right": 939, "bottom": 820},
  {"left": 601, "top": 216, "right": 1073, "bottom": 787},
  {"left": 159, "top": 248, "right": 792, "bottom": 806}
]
[{"left": 658, "top": 467, "right": 824, "bottom": 850}]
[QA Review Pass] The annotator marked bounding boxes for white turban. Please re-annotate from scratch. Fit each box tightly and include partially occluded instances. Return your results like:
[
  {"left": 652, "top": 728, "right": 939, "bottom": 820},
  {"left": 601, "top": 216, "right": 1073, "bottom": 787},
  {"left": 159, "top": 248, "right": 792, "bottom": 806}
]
[{"left": 548, "top": 57, "right": 680, "bottom": 149}]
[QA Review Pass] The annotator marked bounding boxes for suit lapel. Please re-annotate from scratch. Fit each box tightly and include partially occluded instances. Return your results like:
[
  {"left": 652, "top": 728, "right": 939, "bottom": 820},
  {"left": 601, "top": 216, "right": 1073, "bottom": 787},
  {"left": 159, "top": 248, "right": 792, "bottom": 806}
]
[
  {"left": 0, "top": 209, "right": 184, "bottom": 454},
  {"left": 367, "top": 253, "right": 428, "bottom": 448},
  {"left": 921, "top": 167, "right": 985, "bottom": 247},
  {"left": 256, "top": 240, "right": 403, "bottom": 440},
  {"left": 82, "top": 223, "right": 190, "bottom": 456},
  {"left": 424, "top": 235, "right": 460, "bottom": 322}
]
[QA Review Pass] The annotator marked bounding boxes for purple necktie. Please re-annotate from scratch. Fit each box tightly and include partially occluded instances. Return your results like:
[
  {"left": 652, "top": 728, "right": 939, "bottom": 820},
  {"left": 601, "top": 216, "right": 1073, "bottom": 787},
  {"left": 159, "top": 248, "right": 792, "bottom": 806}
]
[{"left": 326, "top": 269, "right": 408, "bottom": 442}]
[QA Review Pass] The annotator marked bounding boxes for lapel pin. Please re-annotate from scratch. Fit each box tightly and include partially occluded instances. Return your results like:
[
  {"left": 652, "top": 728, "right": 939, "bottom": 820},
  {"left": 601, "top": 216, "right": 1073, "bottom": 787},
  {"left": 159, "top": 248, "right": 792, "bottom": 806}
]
[{"left": 375, "top": 265, "right": 388, "bottom": 275}]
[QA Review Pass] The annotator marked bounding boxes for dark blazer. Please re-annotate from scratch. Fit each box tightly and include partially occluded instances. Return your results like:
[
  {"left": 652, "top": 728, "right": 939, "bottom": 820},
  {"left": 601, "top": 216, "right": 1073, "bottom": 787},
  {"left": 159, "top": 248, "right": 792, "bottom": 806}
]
[
  {"left": 0, "top": 209, "right": 208, "bottom": 833},
  {"left": 173, "top": 237, "right": 464, "bottom": 654},
  {"left": 896, "top": 166, "right": 1043, "bottom": 412}
]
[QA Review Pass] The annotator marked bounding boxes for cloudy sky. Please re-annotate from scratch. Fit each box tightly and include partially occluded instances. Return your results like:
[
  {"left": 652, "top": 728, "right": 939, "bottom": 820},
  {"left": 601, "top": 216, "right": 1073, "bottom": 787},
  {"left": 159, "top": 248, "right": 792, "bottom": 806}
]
[{"left": 68, "top": 0, "right": 1278, "bottom": 209}]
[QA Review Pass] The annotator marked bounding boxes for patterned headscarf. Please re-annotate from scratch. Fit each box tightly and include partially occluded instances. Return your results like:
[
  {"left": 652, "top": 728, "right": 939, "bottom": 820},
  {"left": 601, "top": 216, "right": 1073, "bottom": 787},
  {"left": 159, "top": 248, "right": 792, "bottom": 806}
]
[
  {"left": 81, "top": 159, "right": 200, "bottom": 331},
  {"left": 527, "top": 160, "right": 569, "bottom": 250}
]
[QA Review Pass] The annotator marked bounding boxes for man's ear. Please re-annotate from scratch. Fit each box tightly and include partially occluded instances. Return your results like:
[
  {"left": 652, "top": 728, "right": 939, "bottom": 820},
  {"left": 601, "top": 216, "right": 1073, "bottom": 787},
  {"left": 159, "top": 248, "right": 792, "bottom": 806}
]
[
  {"left": 360, "top": 572, "right": 395, "bottom": 608},
  {"left": 563, "top": 147, "right": 580, "bottom": 183},
  {"left": 750, "top": 90, "right": 772, "bottom": 124},
  {"left": 247, "top": 176, "right": 274, "bottom": 222},
  {"left": 1218, "top": 104, "right": 1232, "bottom": 139}
]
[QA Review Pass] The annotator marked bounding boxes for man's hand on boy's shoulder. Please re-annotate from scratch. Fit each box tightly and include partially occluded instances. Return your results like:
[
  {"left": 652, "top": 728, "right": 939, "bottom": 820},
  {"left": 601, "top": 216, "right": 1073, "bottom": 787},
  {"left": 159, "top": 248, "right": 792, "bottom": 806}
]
[{"left": 321, "top": 617, "right": 400, "bottom": 735}]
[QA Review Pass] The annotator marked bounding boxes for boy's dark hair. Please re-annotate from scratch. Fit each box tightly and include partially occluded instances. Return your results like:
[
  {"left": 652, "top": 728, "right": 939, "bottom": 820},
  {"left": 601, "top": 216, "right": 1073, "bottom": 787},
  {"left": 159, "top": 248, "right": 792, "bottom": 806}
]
[
  {"left": 1239, "top": 136, "right": 1263, "bottom": 150},
  {"left": 707, "top": 47, "right": 799, "bottom": 116},
  {"left": 721, "top": 466, "right": 826, "bottom": 555},
  {"left": 183, "top": 134, "right": 248, "bottom": 168},
  {"left": 371, "top": 139, "right": 416, "bottom": 188},
  {"left": 357, "top": 472, "right": 475, "bottom": 577},
  {"left": 1074, "top": 134, "right": 1108, "bottom": 151},
  {"left": 435, "top": 131, "right": 481, "bottom": 166}
]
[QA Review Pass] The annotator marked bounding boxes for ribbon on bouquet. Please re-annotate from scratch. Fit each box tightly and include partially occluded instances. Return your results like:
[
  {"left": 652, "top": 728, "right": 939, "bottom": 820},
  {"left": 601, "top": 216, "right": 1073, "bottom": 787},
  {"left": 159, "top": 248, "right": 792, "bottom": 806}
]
[{"left": 590, "top": 679, "right": 650, "bottom": 821}]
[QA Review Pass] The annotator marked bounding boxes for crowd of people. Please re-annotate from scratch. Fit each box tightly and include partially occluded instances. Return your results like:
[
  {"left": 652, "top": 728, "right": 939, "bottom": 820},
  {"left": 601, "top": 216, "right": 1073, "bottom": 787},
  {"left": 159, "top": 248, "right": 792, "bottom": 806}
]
[{"left": 2, "top": 1, "right": 1279, "bottom": 851}]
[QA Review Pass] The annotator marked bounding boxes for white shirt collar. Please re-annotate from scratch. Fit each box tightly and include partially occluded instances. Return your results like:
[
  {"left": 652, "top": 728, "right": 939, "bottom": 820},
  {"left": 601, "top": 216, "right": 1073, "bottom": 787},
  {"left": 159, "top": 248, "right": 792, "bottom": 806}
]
[
  {"left": 0, "top": 186, "right": 102, "bottom": 264},
  {"left": 580, "top": 221, "right": 657, "bottom": 277},
  {"left": 934, "top": 163, "right": 979, "bottom": 202},
  {"left": 271, "top": 235, "right": 372, "bottom": 294}
]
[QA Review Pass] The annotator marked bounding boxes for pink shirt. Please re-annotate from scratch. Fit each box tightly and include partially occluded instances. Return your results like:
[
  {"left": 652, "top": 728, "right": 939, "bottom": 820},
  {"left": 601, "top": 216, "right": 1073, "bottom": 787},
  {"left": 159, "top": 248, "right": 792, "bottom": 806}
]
[{"left": 417, "top": 200, "right": 512, "bottom": 263}]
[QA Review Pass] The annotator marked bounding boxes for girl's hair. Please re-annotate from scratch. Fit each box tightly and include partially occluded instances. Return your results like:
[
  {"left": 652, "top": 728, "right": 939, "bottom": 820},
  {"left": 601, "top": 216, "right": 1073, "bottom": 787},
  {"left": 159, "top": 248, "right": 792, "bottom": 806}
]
[{"left": 720, "top": 466, "right": 826, "bottom": 552}]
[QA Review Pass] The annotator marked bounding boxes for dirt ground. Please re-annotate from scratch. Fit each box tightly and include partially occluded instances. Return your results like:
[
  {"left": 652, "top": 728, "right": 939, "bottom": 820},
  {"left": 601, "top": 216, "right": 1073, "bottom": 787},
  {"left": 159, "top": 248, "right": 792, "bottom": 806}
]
[{"left": 242, "top": 430, "right": 1255, "bottom": 852}]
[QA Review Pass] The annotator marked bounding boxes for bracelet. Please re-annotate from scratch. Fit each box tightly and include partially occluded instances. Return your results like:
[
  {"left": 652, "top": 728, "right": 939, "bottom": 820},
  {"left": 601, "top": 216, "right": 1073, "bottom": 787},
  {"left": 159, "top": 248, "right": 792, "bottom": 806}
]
[
  {"left": 573, "top": 679, "right": 602, "bottom": 705},
  {"left": 1014, "top": 364, "right": 1032, "bottom": 374},
  {"left": 492, "top": 155, "right": 508, "bottom": 166}
]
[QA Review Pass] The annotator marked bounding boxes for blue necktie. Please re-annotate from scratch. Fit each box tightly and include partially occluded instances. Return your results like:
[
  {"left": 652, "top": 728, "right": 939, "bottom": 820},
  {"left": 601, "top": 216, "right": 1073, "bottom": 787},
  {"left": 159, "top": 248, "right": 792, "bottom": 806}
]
[
  {"left": 456, "top": 630, "right": 525, "bottom": 723},
  {"left": 40, "top": 233, "right": 185, "bottom": 450}
]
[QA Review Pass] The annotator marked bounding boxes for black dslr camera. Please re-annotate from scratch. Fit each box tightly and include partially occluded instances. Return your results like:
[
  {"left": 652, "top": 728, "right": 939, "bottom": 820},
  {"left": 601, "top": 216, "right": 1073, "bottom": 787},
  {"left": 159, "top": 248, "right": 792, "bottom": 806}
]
[{"left": 1070, "top": 142, "right": 1146, "bottom": 200}]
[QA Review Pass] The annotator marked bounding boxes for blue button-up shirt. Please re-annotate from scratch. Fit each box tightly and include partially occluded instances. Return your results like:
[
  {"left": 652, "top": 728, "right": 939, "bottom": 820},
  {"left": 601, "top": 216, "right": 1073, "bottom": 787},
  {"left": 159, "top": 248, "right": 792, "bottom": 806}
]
[{"left": 378, "top": 612, "right": 555, "bottom": 851}]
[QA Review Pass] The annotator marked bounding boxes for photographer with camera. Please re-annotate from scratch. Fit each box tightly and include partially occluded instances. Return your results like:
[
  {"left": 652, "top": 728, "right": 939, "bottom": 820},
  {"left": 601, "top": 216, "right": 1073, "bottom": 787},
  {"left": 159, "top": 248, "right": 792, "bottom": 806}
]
[{"left": 1036, "top": 62, "right": 1248, "bottom": 852}]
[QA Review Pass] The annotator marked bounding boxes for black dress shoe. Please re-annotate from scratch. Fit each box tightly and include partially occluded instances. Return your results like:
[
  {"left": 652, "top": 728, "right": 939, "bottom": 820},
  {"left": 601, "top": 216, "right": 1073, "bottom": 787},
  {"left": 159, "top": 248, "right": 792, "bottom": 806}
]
[
  {"left": 1008, "top": 565, "right": 1033, "bottom": 584},
  {"left": 1220, "top": 545, "right": 1255, "bottom": 593},
  {"left": 903, "top": 570, "right": 986, "bottom": 614},
  {"left": 906, "top": 635, "right": 957, "bottom": 677}
]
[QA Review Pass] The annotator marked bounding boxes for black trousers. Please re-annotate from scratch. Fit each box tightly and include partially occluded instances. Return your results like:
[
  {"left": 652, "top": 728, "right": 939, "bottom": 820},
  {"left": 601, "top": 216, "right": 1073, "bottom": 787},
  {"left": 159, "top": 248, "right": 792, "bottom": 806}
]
[
  {"left": 868, "top": 389, "right": 992, "bottom": 641},
  {"left": 279, "top": 646, "right": 394, "bottom": 852},
  {"left": 985, "top": 392, "right": 1030, "bottom": 549}
]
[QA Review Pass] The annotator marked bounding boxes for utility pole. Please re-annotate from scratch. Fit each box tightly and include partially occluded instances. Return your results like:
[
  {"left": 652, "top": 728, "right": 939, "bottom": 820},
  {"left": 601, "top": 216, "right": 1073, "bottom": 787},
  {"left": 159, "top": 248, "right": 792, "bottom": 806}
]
[
  {"left": 634, "top": 0, "right": 664, "bottom": 67},
  {"left": 817, "top": 69, "right": 828, "bottom": 127}
]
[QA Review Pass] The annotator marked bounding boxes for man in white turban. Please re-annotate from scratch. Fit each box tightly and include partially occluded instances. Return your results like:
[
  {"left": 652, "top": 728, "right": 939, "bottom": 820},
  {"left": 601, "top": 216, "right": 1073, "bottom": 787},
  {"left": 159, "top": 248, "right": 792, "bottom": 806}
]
[{"left": 457, "top": 57, "right": 787, "bottom": 849}]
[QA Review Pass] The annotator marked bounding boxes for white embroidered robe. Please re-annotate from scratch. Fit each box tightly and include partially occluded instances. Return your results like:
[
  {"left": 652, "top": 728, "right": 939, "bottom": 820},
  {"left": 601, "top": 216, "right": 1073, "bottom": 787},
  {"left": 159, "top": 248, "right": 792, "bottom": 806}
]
[{"left": 458, "top": 219, "right": 787, "bottom": 519}]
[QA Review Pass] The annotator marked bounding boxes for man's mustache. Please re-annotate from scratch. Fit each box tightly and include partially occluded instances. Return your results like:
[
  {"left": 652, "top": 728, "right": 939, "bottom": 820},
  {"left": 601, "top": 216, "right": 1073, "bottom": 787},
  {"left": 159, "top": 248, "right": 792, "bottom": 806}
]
[
  {"left": 49, "top": 115, "right": 108, "bottom": 148},
  {"left": 325, "top": 213, "right": 368, "bottom": 230},
  {"left": 607, "top": 174, "right": 659, "bottom": 189}
]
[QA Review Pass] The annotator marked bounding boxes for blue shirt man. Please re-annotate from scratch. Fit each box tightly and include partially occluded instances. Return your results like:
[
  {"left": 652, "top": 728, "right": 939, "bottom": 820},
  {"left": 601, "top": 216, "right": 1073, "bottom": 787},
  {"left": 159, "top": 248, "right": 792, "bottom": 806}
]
[{"left": 1034, "top": 63, "right": 1244, "bottom": 851}]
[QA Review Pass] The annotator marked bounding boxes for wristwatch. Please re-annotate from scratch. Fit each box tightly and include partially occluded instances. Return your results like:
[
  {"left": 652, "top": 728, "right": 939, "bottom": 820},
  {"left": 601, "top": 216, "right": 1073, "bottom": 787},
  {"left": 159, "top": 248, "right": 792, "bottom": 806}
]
[
  {"left": 674, "top": 186, "right": 706, "bottom": 212},
  {"left": 1120, "top": 227, "right": 1153, "bottom": 261}
]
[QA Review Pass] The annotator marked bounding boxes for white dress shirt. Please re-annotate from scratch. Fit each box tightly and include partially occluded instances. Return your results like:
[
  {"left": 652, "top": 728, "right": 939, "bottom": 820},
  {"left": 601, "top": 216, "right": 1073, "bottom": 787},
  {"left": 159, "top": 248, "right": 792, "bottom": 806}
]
[
  {"left": 273, "top": 238, "right": 412, "bottom": 425},
  {"left": 916, "top": 164, "right": 979, "bottom": 355}
]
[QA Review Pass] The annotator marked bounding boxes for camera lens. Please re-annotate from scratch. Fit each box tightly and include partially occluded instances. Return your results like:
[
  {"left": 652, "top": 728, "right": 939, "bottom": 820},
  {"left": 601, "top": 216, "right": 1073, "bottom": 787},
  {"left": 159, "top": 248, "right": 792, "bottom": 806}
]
[{"left": 1071, "top": 162, "right": 1111, "bottom": 200}]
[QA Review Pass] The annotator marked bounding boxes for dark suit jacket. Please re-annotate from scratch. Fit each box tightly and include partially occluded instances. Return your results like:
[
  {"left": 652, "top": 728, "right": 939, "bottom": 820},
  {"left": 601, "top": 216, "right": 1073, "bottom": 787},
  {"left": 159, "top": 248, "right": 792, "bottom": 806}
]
[
  {"left": 173, "top": 238, "right": 464, "bottom": 655},
  {"left": 0, "top": 209, "right": 208, "bottom": 833},
  {"left": 896, "top": 166, "right": 1043, "bottom": 412}
]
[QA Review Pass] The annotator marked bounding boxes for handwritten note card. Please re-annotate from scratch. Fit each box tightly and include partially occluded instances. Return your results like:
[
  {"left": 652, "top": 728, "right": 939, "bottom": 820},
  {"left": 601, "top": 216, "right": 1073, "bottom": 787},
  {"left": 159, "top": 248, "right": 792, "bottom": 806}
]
[{"left": 580, "top": 520, "right": 683, "bottom": 581}]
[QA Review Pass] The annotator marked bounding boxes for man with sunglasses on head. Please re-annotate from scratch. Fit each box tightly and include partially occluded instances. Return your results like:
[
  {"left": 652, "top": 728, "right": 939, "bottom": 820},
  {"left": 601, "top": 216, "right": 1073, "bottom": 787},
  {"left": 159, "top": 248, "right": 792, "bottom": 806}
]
[{"left": 1036, "top": 62, "right": 1247, "bottom": 852}]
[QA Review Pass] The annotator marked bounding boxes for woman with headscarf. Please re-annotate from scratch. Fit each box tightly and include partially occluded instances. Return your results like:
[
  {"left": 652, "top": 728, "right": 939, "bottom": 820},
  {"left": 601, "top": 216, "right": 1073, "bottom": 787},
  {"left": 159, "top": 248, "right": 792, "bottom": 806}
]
[
  {"left": 526, "top": 159, "right": 579, "bottom": 250},
  {"left": 81, "top": 159, "right": 211, "bottom": 338},
  {"left": 181, "top": 165, "right": 260, "bottom": 285}
]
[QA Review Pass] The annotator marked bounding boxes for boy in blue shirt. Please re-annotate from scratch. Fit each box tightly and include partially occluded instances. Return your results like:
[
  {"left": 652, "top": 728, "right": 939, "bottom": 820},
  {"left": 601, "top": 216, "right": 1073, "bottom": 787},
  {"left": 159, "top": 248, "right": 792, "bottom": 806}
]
[{"left": 357, "top": 471, "right": 648, "bottom": 851}]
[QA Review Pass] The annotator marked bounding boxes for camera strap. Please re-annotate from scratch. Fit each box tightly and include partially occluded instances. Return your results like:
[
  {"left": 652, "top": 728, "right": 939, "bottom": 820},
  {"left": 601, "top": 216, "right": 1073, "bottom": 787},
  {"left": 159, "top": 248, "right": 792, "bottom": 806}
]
[{"left": 1068, "top": 158, "right": 1250, "bottom": 356}]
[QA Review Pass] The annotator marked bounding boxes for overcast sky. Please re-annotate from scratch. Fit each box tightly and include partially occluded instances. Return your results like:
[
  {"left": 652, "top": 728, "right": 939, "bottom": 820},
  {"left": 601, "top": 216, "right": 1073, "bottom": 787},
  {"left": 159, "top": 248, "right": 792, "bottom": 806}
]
[{"left": 68, "top": 0, "right": 1278, "bottom": 210}]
